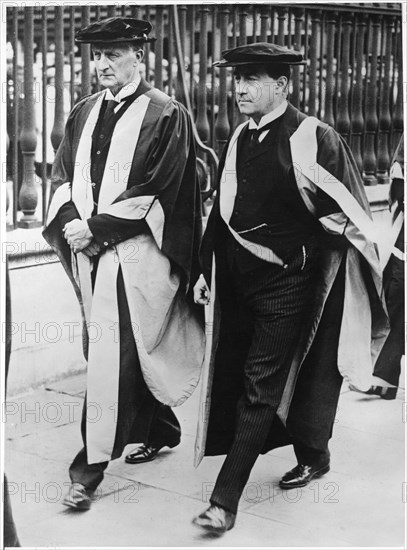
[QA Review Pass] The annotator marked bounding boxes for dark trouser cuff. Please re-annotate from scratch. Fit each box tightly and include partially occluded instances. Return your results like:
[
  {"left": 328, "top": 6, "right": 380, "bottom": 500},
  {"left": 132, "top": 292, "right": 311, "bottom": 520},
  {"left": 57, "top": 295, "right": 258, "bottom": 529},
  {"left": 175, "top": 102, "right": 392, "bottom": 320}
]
[{"left": 293, "top": 442, "right": 330, "bottom": 466}]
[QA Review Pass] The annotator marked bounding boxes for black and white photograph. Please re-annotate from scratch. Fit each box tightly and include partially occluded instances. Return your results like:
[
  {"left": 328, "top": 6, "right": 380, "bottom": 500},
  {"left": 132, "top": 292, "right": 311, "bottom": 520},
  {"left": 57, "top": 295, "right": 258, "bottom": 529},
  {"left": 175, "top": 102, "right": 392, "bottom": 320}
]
[{"left": 1, "top": 1, "right": 406, "bottom": 547}]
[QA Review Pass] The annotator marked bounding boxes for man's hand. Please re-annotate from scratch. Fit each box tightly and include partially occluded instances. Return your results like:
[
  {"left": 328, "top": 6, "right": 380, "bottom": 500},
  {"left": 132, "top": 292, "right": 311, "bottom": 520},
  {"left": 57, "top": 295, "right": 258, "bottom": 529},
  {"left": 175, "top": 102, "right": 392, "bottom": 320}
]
[
  {"left": 193, "top": 274, "right": 210, "bottom": 305},
  {"left": 82, "top": 241, "right": 102, "bottom": 258},
  {"left": 63, "top": 219, "right": 93, "bottom": 253}
]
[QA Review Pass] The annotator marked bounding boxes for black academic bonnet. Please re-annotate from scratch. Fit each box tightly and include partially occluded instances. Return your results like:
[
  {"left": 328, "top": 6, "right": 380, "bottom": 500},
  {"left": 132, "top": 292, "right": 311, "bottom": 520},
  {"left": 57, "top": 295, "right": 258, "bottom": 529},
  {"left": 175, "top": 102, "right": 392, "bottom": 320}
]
[
  {"left": 214, "top": 42, "right": 305, "bottom": 67},
  {"left": 75, "top": 17, "right": 156, "bottom": 45}
]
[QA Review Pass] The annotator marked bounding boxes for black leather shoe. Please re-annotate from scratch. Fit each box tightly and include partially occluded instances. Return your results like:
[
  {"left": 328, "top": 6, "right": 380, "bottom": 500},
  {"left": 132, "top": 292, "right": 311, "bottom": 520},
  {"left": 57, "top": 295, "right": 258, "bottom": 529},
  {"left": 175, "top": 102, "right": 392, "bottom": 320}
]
[
  {"left": 192, "top": 505, "right": 236, "bottom": 533},
  {"left": 279, "top": 463, "right": 330, "bottom": 489},
  {"left": 378, "top": 387, "right": 398, "bottom": 400},
  {"left": 62, "top": 483, "right": 93, "bottom": 511},
  {"left": 125, "top": 441, "right": 179, "bottom": 464},
  {"left": 349, "top": 384, "right": 397, "bottom": 400},
  {"left": 365, "top": 386, "right": 398, "bottom": 400}
]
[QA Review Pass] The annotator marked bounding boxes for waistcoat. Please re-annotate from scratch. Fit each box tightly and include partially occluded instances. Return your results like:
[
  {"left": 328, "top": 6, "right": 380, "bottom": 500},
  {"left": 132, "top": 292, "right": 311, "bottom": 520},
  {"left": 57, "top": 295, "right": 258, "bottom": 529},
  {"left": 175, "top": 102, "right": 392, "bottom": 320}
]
[{"left": 226, "top": 113, "right": 321, "bottom": 272}]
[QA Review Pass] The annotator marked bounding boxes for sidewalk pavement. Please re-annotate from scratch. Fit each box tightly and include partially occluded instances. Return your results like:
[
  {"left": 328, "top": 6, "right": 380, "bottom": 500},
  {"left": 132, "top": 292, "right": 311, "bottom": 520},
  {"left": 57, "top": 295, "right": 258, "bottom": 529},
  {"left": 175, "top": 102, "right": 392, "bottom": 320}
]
[
  {"left": 4, "top": 369, "right": 406, "bottom": 548},
  {"left": 4, "top": 222, "right": 405, "bottom": 548},
  {"left": 7, "top": 260, "right": 86, "bottom": 396}
]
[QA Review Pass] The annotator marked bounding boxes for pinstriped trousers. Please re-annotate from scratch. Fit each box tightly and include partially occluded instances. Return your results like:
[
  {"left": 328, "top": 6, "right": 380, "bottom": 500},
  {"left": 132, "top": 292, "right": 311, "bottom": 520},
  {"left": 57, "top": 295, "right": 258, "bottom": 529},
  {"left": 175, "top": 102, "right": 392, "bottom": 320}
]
[{"left": 210, "top": 244, "right": 318, "bottom": 514}]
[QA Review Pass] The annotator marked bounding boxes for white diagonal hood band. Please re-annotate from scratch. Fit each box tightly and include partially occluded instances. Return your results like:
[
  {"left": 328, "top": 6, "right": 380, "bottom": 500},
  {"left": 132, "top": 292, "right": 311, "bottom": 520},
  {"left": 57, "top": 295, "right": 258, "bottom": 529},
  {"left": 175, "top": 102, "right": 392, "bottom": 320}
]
[
  {"left": 289, "top": 116, "right": 388, "bottom": 391},
  {"left": 219, "top": 123, "right": 286, "bottom": 267},
  {"left": 290, "top": 117, "right": 392, "bottom": 273}
]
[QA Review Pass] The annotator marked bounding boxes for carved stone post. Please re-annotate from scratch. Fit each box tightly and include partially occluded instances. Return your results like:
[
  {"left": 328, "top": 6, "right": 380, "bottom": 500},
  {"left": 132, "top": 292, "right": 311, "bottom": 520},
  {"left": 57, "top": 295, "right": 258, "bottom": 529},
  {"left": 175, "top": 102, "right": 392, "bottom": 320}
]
[
  {"left": 377, "top": 16, "right": 395, "bottom": 183},
  {"left": 215, "top": 6, "right": 231, "bottom": 153},
  {"left": 336, "top": 14, "right": 352, "bottom": 141},
  {"left": 277, "top": 7, "right": 287, "bottom": 45},
  {"left": 308, "top": 11, "right": 321, "bottom": 117},
  {"left": 350, "top": 15, "right": 367, "bottom": 173},
  {"left": 50, "top": 6, "right": 65, "bottom": 154},
  {"left": 168, "top": 7, "right": 174, "bottom": 96},
  {"left": 260, "top": 6, "right": 269, "bottom": 42},
  {"left": 41, "top": 6, "right": 48, "bottom": 222},
  {"left": 323, "top": 12, "right": 336, "bottom": 128},
  {"left": 155, "top": 7, "right": 164, "bottom": 90},
  {"left": 238, "top": 6, "right": 248, "bottom": 46},
  {"left": 363, "top": 15, "right": 381, "bottom": 185},
  {"left": 291, "top": 8, "right": 304, "bottom": 109},
  {"left": 18, "top": 7, "right": 41, "bottom": 228},
  {"left": 69, "top": 7, "right": 76, "bottom": 108},
  {"left": 11, "top": 7, "right": 19, "bottom": 228},
  {"left": 81, "top": 7, "right": 91, "bottom": 98}
]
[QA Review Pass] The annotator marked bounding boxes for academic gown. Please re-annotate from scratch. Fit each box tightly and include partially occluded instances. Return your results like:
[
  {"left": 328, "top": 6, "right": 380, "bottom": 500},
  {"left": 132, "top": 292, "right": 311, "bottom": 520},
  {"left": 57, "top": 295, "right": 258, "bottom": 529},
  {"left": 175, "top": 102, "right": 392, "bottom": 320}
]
[{"left": 195, "top": 104, "right": 389, "bottom": 464}]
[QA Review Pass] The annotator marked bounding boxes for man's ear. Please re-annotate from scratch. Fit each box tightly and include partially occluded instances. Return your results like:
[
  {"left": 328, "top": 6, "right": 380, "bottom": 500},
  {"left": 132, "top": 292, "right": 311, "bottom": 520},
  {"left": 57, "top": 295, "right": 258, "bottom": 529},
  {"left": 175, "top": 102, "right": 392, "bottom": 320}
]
[
  {"left": 277, "top": 76, "right": 288, "bottom": 95},
  {"left": 136, "top": 49, "right": 144, "bottom": 63}
]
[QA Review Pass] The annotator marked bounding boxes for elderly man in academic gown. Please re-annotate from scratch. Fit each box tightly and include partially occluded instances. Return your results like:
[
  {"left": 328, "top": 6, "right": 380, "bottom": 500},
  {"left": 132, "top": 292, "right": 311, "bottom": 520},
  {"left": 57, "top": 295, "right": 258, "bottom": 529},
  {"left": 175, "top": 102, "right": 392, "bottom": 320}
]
[
  {"left": 192, "top": 42, "right": 389, "bottom": 533},
  {"left": 43, "top": 17, "right": 204, "bottom": 510}
]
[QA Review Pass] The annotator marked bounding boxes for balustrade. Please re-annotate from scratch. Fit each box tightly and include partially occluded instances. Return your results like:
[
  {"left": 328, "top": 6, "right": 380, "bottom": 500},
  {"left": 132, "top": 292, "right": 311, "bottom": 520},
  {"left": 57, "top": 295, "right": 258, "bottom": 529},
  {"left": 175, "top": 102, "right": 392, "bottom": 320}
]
[
  {"left": 5, "top": 3, "right": 403, "bottom": 228},
  {"left": 391, "top": 19, "right": 403, "bottom": 153}
]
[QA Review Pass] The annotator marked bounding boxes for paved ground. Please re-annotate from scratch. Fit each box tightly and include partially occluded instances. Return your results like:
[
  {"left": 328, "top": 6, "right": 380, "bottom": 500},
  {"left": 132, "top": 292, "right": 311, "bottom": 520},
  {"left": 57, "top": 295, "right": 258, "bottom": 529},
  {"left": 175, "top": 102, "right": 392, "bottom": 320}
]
[
  {"left": 4, "top": 369, "right": 406, "bottom": 548},
  {"left": 7, "top": 260, "right": 86, "bottom": 395},
  {"left": 4, "top": 226, "right": 405, "bottom": 548}
]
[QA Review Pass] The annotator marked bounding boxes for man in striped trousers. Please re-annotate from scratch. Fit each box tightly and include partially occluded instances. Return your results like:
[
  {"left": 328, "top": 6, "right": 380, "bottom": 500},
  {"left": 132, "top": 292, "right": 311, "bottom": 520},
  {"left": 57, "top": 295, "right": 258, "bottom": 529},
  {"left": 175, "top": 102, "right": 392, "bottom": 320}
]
[{"left": 192, "top": 42, "right": 388, "bottom": 533}]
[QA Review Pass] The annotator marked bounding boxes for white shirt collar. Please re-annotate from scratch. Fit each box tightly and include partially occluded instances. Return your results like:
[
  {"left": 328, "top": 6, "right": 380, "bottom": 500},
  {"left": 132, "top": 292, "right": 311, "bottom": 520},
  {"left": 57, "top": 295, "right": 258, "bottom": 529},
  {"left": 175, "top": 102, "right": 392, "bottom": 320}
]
[
  {"left": 104, "top": 74, "right": 141, "bottom": 103},
  {"left": 248, "top": 100, "right": 288, "bottom": 130}
]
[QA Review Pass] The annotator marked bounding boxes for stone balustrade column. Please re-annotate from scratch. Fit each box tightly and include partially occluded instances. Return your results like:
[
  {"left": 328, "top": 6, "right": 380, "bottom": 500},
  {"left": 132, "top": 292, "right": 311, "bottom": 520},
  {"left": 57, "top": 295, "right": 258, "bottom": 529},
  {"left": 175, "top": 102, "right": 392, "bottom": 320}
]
[
  {"left": 377, "top": 16, "right": 395, "bottom": 183},
  {"left": 196, "top": 6, "right": 210, "bottom": 143},
  {"left": 50, "top": 5, "right": 65, "bottom": 154},
  {"left": 18, "top": 7, "right": 41, "bottom": 228},
  {"left": 350, "top": 15, "right": 367, "bottom": 173},
  {"left": 215, "top": 6, "right": 231, "bottom": 153},
  {"left": 363, "top": 15, "right": 381, "bottom": 185}
]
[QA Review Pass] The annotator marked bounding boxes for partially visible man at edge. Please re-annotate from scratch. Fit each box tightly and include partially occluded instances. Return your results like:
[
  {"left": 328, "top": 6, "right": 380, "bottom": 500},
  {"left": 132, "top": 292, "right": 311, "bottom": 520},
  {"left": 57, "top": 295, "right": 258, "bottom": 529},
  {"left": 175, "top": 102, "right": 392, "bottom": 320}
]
[
  {"left": 351, "top": 134, "right": 405, "bottom": 400},
  {"left": 192, "top": 42, "right": 389, "bottom": 533},
  {"left": 43, "top": 17, "right": 204, "bottom": 511}
]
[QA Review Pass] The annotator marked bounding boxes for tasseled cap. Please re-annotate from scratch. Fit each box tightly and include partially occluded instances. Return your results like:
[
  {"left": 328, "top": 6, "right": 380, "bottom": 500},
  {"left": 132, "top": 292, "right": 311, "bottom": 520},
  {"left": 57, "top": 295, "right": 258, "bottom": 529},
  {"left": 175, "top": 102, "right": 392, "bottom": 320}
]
[
  {"left": 75, "top": 17, "right": 156, "bottom": 44},
  {"left": 214, "top": 42, "right": 305, "bottom": 67}
]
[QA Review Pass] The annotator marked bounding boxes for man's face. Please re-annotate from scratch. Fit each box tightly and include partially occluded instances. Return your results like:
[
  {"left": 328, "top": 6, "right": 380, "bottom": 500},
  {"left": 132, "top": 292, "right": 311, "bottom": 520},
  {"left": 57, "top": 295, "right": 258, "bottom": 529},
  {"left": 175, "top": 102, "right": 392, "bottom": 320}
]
[
  {"left": 93, "top": 44, "right": 143, "bottom": 94},
  {"left": 234, "top": 67, "right": 285, "bottom": 122}
]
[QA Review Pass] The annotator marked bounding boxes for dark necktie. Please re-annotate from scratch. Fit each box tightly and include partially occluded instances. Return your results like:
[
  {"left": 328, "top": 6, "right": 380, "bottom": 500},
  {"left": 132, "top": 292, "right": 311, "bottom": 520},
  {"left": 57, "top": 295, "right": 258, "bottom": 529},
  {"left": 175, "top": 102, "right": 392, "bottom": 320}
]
[
  {"left": 249, "top": 120, "right": 277, "bottom": 148},
  {"left": 103, "top": 99, "right": 117, "bottom": 120}
]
